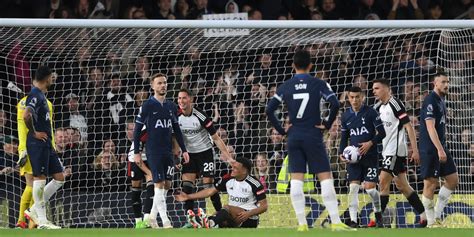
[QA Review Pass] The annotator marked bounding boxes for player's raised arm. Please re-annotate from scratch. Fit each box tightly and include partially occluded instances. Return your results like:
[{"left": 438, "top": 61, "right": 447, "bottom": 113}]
[
  {"left": 133, "top": 105, "right": 147, "bottom": 168},
  {"left": 338, "top": 115, "right": 349, "bottom": 157},
  {"left": 266, "top": 89, "right": 286, "bottom": 135}
]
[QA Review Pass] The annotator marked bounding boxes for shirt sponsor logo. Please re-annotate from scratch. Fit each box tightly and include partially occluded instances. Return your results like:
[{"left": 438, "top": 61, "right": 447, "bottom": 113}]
[
  {"left": 350, "top": 126, "right": 369, "bottom": 136},
  {"left": 155, "top": 119, "right": 172, "bottom": 128},
  {"left": 230, "top": 195, "right": 249, "bottom": 203}
]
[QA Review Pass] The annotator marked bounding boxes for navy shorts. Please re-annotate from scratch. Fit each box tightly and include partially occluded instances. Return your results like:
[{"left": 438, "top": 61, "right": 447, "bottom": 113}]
[
  {"left": 27, "top": 145, "right": 63, "bottom": 176},
  {"left": 420, "top": 149, "right": 457, "bottom": 179},
  {"left": 347, "top": 155, "right": 378, "bottom": 183},
  {"left": 287, "top": 137, "right": 330, "bottom": 174},
  {"left": 146, "top": 154, "right": 174, "bottom": 183},
  {"left": 128, "top": 160, "right": 150, "bottom": 181}
]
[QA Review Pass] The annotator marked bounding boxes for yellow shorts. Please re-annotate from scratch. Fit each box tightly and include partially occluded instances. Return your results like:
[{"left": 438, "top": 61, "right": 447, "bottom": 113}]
[{"left": 19, "top": 155, "right": 33, "bottom": 176}]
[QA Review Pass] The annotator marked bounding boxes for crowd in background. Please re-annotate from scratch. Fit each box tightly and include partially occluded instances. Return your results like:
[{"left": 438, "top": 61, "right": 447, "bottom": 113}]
[
  {"left": 1, "top": 0, "right": 473, "bottom": 20},
  {"left": 0, "top": 1, "right": 473, "bottom": 198}
]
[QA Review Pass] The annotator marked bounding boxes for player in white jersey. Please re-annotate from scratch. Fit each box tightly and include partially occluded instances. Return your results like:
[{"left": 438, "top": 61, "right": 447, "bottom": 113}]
[
  {"left": 372, "top": 79, "right": 427, "bottom": 227},
  {"left": 177, "top": 88, "right": 233, "bottom": 227},
  {"left": 175, "top": 157, "right": 268, "bottom": 228}
]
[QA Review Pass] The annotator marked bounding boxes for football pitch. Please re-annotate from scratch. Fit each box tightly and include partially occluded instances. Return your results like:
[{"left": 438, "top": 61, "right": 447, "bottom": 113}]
[{"left": 0, "top": 228, "right": 472, "bottom": 237}]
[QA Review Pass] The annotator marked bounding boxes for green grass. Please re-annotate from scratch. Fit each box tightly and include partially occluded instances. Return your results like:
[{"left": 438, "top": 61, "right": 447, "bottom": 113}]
[{"left": 0, "top": 228, "right": 472, "bottom": 237}]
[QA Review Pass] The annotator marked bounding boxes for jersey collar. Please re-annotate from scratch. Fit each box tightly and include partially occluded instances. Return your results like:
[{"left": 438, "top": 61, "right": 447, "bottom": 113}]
[{"left": 349, "top": 104, "right": 366, "bottom": 114}]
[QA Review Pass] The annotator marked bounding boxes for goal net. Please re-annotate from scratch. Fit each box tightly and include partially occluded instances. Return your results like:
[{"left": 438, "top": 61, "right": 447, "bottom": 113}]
[{"left": 0, "top": 20, "right": 472, "bottom": 228}]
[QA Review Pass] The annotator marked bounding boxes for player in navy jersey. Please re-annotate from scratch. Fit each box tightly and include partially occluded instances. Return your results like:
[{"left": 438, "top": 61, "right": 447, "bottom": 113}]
[
  {"left": 339, "top": 86, "right": 385, "bottom": 228},
  {"left": 372, "top": 78, "right": 427, "bottom": 227},
  {"left": 23, "top": 66, "right": 64, "bottom": 229},
  {"left": 133, "top": 73, "right": 190, "bottom": 228},
  {"left": 266, "top": 49, "right": 353, "bottom": 232},
  {"left": 420, "top": 72, "right": 458, "bottom": 227}
]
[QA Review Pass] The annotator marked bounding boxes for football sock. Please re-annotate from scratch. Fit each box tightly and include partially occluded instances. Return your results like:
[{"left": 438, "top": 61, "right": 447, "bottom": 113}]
[
  {"left": 182, "top": 181, "right": 195, "bottom": 212},
  {"left": 290, "top": 179, "right": 307, "bottom": 226},
  {"left": 366, "top": 188, "right": 381, "bottom": 213},
  {"left": 348, "top": 183, "right": 360, "bottom": 223},
  {"left": 143, "top": 181, "right": 154, "bottom": 215},
  {"left": 18, "top": 185, "right": 33, "bottom": 223},
  {"left": 321, "top": 179, "right": 342, "bottom": 224},
  {"left": 43, "top": 179, "right": 64, "bottom": 201},
  {"left": 380, "top": 195, "right": 389, "bottom": 213},
  {"left": 407, "top": 191, "right": 426, "bottom": 220},
  {"left": 422, "top": 195, "right": 435, "bottom": 225},
  {"left": 435, "top": 186, "right": 453, "bottom": 219},
  {"left": 32, "top": 180, "right": 47, "bottom": 223},
  {"left": 131, "top": 187, "right": 142, "bottom": 220}
]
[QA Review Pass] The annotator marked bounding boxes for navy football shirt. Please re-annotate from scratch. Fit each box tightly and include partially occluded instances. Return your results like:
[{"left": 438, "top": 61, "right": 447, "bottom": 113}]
[
  {"left": 266, "top": 73, "right": 339, "bottom": 138},
  {"left": 419, "top": 91, "right": 447, "bottom": 151},
  {"left": 338, "top": 105, "right": 385, "bottom": 159},
  {"left": 134, "top": 97, "right": 186, "bottom": 155},
  {"left": 25, "top": 87, "right": 52, "bottom": 146}
]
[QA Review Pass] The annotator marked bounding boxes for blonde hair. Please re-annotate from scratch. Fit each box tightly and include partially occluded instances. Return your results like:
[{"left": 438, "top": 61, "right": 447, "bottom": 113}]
[
  {"left": 93, "top": 151, "right": 119, "bottom": 170},
  {"left": 252, "top": 153, "right": 269, "bottom": 177}
]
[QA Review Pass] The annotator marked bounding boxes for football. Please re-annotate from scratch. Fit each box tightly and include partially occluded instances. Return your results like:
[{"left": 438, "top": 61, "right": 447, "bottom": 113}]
[{"left": 343, "top": 146, "right": 361, "bottom": 164}]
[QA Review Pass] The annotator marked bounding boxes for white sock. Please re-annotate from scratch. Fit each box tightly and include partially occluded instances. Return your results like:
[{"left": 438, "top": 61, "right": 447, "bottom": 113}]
[
  {"left": 321, "top": 179, "right": 341, "bottom": 224},
  {"left": 161, "top": 188, "right": 170, "bottom": 225},
  {"left": 348, "top": 183, "right": 360, "bottom": 222},
  {"left": 290, "top": 179, "right": 307, "bottom": 226},
  {"left": 43, "top": 179, "right": 64, "bottom": 201},
  {"left": 143, "top": 213, "right": 150, "bottom": 220},
  {"left": 435, "top": 186, "right": 453, "bottom": 219},
  {"left": 32, "top": 180, "right": 47, "bottom": 223},
  {"left": 135, "top": 217, "right": 142, "bottom": 223},
  {"left": 153, "top": 188, "right": 170, "bottom": 224},
  {"left": 422, "top": 195, "right": 435, "bottom": 225},
  {"left": 366, "top": 188, "right": 381, "bottom": 213}
]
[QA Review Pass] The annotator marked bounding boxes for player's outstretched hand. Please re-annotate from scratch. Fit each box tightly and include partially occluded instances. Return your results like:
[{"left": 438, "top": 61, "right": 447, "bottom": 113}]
[
  {"left": 339, "top": 154, "right": 349, "bottom": 163},
  {"left": 182, "top": 152, "right": 190, "bottom": 164},
  {"left": 236, "top": 211, "right": 251, "bottom": 223},
  {"left": 358, "top": 141, "right": 373, "bottom": 155},
  {"left": 34, "top": 131, "right": 48, "bottom": 142},
  {"left": 438, "top": 149, "right": 447, "bottom": 163},
  {"left": 174, "top": 191, "right": 188, "bottom": 202}
]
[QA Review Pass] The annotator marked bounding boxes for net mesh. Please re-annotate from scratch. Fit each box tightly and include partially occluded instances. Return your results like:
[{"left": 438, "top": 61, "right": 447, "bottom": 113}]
[{"left": 0, "top": 25, "right": 472, "bottom": 228}]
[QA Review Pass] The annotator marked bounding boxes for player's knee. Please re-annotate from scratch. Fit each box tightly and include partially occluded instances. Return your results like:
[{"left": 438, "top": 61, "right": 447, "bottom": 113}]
[
  {"left": 445, "top": 175, "right": 459, "bottom": 190},
  {"left": 363, "top": 182, "right": 376, "bottom": 190},
  {"left": 182, "top": 181, "right": 195, "bottom": 194},
  {"left": 214, "top": 208, "right": 236, "bottom": 228}
]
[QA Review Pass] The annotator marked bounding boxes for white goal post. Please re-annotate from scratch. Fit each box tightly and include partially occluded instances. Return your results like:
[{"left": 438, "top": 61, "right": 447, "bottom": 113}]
[{"left": 0, "top": 19, "right": 472, "bottom": 228}]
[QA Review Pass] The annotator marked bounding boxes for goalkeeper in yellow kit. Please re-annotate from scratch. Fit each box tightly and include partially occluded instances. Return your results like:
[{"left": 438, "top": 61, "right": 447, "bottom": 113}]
[{"left": 16, "top": 96, "right": 56, "bottom": 229}]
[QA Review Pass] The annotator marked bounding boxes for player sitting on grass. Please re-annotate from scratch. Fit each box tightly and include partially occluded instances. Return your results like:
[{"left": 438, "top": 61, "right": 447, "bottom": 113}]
[{"left": 175, "top": 157, "right": 268, "bottom": 228}]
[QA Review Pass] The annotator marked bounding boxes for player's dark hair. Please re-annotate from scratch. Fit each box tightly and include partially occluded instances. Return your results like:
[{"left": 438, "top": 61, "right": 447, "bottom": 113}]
[
  {"left": 433, "top": 70, "right": 448, "bottom": 79},
  {"left": 348, "top": 86, "right": 362, "bottom": 93},
  {"left": 150, "top": 73, "right": 167, "bottom": 82},
  {"left": 235, "top": 157, "right": 252, "bottom": 173},
  {"left": 373, "top": 78, "right": 390, "bottom": 87},
  {"left": 293, "top": 49, "right": 311, "bottom": 70},
  {"left": 35, "top": 65, "right": 52, "bottom": 82},
  {"left": 179, "top": 88, "right": 193, "bottom": 97}
]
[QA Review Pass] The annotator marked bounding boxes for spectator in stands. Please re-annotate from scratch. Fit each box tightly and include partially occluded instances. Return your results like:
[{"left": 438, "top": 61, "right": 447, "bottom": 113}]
[
  {"left": 426, "top": 2, "right": 443, "bottom": 19},
  {"left": 310, "top": 10, "right": 324, "bottom": 20},
  {"left": 175, "top": 0, "right": 190, "bottom": 19},
  {"left": 253, "top": 153, "right": 271, "bottom": 192},
  {"left": 225, "top": 0, "right": 239, "bottom": 13},
  {"left": 326, "top": 115, "right": 346, "bottom": 191},
  {"left": 248, "top": 9, "right": 263, "bottom": 20},
  {"left": 117, "top": 118, "right": 134, "bottom": 158},
  {"left": 0, "top": 110, "right": 7, "bottom": 141},
  {"left": 128, "top": 56, "right": 152, "bottom": 93},
  {"left": 57, "top": 93, "right": 88, "bottom": 143},
  {"left": 265, "top": 128, "right": 286, "bottom": 178},
  {"left": 241, "top": 4, "right": 253, "bottom": 13},
  {"left": 87, "top": 150, "right": 126, "bottom": 192},
  {"left": 320, "top": 0, "right": 342, "bottom": 19},
  {"left": 106, "top": 74, "right": 133, "bottom": 140},
  {"left": 355, "top": 0, "right": 386, "bottom": 20},
  {"left": 75, "top": 0, "right": 92, "bottom": 19},
  {"left": 145, "top": 0, "right": 176, "bottom": 19},
  {"left": 187, "top": 0, "right": 213, "bottom": 19},
  {"left": 0, "top": 136, "right": 18, "bottom": 176},
  {"left": 120, "top": 89, "right": 148, "bottom": 125},
  {"left": 55, "top": 128, "right": 85, "bottom": 188},
  {"left": 387, "top": 0, "right": 424, "bottom": 19}
]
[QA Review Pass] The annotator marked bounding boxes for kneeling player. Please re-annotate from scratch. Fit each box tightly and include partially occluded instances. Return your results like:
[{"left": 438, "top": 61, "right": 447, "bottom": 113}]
[
  {"left": 175, "top": 157, "right": 268, "bottom": 228},
  {"left": 339, "top": 87, "right": 385, "bottom": 227}
]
